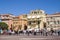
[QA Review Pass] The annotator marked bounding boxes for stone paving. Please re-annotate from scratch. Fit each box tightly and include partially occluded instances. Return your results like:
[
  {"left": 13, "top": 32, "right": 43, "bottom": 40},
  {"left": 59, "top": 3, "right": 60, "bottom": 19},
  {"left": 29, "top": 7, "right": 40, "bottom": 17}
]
[{"left": 0, "top": 35, "right": 60, "bottom": 40}]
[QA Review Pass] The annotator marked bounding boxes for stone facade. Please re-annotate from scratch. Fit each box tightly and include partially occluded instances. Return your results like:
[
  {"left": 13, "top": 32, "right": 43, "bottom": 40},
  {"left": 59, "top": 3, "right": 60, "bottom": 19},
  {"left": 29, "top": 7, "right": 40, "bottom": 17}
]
[
  {"left": 27, "top": 10, "right": 46, "bottom": 30},
  {"left": 0, "top": 10, "right": 60, "bottom": 31},
  {"left": 46, "top": 13, "right": 60, "bottom": 30}
]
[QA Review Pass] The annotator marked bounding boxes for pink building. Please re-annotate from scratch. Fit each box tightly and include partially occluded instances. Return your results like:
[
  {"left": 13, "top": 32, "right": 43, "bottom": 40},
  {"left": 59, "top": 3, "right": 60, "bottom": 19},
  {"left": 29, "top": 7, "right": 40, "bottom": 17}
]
[
  {"left": 0, "top": 14, "right": 27, "bottom": 31},
  {"left": 0, "top": 14, "right": 13, "bottom": 29}
]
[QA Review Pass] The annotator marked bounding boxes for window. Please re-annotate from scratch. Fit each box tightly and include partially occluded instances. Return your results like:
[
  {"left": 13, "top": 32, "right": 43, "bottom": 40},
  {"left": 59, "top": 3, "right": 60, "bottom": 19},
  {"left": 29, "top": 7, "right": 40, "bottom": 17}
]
[
  {"left": 48, "top": 21, "right": 49, "bottom": 25},
  {"left": 28, "top": 21, "right": 31, "bottom": 25},
  {"left": 34, "top": 12, "right": 37, "bottom": 14},
  {"left": 50, "top": 17, "right": 53, "bottom": 19},
  {"left": 38, "top": 11, "right": 39, "bottom": 14},
  {"left": 54, "top": 21, "right": 56, "bottom": 24},
  {"left": 32, "top": 21, "right": 35, "bottom": 23},
  {"left": 57, "top": 21, "right": 59, "bottom": 24},
  {"left": 40, "top": 11, "right": 42, "bottom": 13}
]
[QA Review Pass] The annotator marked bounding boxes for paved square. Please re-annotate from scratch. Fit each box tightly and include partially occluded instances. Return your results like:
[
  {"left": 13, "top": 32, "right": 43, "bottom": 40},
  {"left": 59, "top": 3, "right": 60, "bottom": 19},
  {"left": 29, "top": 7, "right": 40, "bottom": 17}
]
[{"left": 0, "top": 35, "right": 60, "bottom": 40}]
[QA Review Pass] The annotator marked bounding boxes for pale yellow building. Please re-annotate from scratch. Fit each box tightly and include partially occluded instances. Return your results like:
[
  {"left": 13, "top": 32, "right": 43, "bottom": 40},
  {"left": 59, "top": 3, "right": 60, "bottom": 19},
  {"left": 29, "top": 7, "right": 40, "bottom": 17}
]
[{"left": 27, "top": 10, "right": 46, "bottom": 30}]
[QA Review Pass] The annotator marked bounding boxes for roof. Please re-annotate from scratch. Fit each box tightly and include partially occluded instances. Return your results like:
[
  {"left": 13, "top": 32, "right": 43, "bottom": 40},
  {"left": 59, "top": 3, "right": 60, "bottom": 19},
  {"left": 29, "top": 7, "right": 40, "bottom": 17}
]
[{"left": 52, "top": 12, "right": 60, "bottom": 15}]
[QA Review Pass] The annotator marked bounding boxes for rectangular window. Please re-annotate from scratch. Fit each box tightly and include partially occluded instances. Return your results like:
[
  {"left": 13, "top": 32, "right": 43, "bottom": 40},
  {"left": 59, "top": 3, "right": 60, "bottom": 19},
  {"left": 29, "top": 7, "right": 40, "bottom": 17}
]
[
  {"left": 48, "top": 21, "right": 49, "bottom": 25},
  {"left": 54, "top": 21, "right": 56, "bottom": 24},
  {"left": 57, "top": 21, "right": 59, "bottom": 24},
  {"left": 50, "top": 17, "right": 53, "bottom": 19}
]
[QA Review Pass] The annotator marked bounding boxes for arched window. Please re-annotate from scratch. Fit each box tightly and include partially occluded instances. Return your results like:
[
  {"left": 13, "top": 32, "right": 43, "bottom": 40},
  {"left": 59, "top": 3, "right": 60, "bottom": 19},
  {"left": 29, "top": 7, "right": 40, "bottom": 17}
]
[
  {"left": 38, "top": 21, "right": 40, "bottom": 24},
  {"left": 28, "top": 21, "right": 31, "bottom": 25},
  {"left": 24, "top": 25, "right": 27, "bottom": 30},
  {"left": 44, "top": 23, "right": 46, "bottom": 28}
]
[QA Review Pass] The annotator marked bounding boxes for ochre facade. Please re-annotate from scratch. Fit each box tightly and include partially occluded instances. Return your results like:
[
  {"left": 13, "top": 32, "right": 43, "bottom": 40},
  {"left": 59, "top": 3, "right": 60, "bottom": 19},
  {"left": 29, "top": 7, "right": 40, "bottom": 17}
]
[{"left": 0, "top": 14, "right": 27, "bottom": 31}]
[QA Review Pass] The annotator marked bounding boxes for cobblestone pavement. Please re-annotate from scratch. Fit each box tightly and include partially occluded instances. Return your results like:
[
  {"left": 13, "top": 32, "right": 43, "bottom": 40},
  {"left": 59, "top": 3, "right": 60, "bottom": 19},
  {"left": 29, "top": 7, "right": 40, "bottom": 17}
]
[{"left": 0, "top": 35, "right": 60, "bottom": 40}]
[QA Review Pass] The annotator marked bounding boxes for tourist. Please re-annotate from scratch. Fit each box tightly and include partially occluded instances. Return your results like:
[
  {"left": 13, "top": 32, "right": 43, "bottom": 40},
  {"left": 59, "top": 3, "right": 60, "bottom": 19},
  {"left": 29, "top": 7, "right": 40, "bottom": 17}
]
[{"left": 50, "top": 28, "right": 54, "bottom": 36}]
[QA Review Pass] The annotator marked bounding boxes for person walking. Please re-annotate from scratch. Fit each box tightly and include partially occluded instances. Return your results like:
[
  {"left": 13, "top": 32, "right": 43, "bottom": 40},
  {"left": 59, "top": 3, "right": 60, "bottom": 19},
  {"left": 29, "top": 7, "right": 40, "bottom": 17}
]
[
  {"left": 50, "top": 28, "right": 54, "bottom": 36},
  {"left": 27, "top": 28, "right": 30, "bottom": 36},
  {"left": 34, "top": 28, "right": 37, "bottom": 35}
]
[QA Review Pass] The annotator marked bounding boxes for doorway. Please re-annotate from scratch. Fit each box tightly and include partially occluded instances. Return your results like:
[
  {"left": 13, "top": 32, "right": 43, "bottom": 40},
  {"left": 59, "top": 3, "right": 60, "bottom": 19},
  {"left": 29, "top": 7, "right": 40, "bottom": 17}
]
[
  {"left": 24, "top": 25, "right": 27, "bottom": 30},
  {"left": 43, "top": 22, "right": 46, "bottom": 28}
]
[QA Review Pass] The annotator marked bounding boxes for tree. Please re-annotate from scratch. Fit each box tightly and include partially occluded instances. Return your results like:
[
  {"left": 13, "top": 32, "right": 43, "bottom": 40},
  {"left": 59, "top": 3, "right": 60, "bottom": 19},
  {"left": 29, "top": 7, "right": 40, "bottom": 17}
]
[{"left": 0, "top": 22, "right": 8, "bottom": 30}]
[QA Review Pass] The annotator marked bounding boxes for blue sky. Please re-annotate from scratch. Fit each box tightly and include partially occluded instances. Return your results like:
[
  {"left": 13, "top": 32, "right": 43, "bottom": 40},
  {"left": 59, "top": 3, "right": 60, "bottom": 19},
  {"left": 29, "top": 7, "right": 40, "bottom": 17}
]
[{"left": 0, "top": 0, "right": 60, "bottom": 16}]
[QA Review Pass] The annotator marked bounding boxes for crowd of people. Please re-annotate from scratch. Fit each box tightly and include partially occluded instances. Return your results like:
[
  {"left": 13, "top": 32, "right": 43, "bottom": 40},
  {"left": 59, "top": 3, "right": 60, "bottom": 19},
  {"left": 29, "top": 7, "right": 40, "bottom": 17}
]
[{"left": 0, "top": 28, "right": 60, "bottom": 36}]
